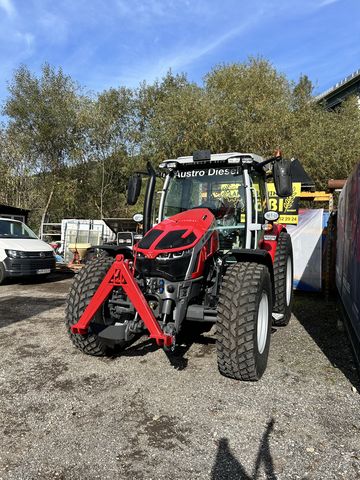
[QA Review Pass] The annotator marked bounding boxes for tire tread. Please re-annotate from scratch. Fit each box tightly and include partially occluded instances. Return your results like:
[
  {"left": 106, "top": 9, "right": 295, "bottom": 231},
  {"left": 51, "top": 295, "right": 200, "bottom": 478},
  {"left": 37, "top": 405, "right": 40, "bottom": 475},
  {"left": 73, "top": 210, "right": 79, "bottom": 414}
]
[
  {"left": 65, "top": 256, "right": 114, "bottom": 355},
  {"left": 273, "top": 232, "right": 293, "bottom": 326},
  {"left": 216, "top": 262, "right": 271, "bottom": 381}
]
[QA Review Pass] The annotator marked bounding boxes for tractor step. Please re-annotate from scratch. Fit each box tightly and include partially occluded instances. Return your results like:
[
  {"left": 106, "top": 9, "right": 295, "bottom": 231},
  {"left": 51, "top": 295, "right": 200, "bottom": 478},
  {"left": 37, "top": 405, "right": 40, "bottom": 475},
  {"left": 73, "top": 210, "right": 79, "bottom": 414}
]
[
  {"left": 98, "top": 324, "right": 127, "bottom": 343},
  {"left": 187, "top": 305, "right": 217, "bottom": 322}
]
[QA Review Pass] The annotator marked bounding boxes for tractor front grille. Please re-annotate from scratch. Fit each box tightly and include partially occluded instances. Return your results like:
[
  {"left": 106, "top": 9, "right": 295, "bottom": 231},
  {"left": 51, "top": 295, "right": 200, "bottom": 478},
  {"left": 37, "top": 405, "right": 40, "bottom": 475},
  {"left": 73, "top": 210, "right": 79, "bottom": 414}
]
[{"left": 135, "top": 255, "right": 191, "bottom": 281}]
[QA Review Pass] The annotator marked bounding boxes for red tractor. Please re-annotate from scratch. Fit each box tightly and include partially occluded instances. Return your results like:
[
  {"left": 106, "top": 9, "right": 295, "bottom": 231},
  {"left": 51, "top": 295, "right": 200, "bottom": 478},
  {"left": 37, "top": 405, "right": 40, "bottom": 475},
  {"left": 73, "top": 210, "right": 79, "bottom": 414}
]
[{"left": 66, "top": 151, "right": 294, "bottom": 381}]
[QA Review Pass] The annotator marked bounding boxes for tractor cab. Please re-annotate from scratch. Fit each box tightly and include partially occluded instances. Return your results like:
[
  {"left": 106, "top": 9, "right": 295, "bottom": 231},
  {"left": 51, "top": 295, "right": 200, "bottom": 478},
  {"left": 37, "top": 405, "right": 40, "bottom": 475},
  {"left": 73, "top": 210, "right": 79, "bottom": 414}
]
[
  {"left": 158, "top": 152, "right": 268, "bottom": 252},
  {"left": 129, "top": 151, "right": 291, "bottom": 251}
]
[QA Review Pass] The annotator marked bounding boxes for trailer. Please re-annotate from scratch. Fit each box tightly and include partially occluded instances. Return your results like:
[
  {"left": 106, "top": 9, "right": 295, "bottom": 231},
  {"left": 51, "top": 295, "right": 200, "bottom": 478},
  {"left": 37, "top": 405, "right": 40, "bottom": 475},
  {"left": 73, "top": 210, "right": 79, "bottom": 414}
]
[{"left": 336, "top": 161, "right": 360, "bottom": 366}]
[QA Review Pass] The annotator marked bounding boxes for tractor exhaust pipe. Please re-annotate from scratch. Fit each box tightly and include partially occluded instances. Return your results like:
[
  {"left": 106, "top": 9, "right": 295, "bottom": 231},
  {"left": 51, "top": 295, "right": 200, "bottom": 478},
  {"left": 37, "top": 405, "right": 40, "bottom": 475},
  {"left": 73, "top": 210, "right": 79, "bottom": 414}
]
[{"left": 143, "top": 161, "right": 156, "bottom": 234}]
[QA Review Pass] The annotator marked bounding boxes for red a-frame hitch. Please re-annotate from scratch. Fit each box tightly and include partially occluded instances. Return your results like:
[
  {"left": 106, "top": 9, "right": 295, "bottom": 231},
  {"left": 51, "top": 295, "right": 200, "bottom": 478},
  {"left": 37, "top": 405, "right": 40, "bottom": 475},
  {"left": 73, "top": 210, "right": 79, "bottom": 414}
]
[{"left": 70, "top": 255, "right": 174, "bottom": 348}]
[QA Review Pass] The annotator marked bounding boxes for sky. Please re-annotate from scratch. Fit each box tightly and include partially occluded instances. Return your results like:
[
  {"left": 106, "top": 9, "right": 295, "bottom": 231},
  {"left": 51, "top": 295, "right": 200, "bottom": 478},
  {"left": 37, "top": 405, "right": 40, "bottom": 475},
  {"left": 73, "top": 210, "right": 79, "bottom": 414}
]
[{"left": 0, "top": 0, "right": 359, "bottom": 106}]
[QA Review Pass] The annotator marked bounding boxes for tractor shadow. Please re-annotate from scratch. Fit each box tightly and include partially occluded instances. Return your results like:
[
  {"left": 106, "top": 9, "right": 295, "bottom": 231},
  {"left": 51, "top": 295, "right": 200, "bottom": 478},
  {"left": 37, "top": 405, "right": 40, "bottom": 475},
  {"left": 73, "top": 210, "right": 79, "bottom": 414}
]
[
  {"left": 211, "top": 418, "right": 277, "bottom": 479},
  {"left": 293, "top": 292, "right": 360, "bottom": 391},
  {"left": 120, "top": 322, "right": 216, "bottom": 371}
]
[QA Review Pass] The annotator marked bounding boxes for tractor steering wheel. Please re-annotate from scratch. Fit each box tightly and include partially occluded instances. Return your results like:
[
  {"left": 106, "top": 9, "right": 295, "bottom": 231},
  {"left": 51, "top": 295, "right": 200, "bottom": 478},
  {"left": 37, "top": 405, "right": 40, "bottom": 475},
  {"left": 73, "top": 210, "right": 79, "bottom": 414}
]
[{"left": 191, "top": 199, "right": 227, "bottom": 218}]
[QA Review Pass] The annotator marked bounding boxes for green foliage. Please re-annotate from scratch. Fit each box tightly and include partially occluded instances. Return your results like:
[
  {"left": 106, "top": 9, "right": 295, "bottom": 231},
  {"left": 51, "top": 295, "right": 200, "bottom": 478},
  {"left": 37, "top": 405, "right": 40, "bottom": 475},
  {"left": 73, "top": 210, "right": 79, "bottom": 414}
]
[
  {"left": 137, "top": 71, "right": 210, "bottom": 162},
  {"left": 83, "top": 87, "right": 138, "bottom": 217},
  {"left": 285, "top": 89, "right": 360, "bottom": 188},
  {"left": 4, "top": 63, "right": 82, "bottom": 171},
  {"left": 205, "top": 58, "right": 292, "bottom": 154},
  {"left": 3, "top": 64, "right": 86, "bottom": 229},
  {"left": 1, "top": 58, "right": 360, "bottom": 229}
]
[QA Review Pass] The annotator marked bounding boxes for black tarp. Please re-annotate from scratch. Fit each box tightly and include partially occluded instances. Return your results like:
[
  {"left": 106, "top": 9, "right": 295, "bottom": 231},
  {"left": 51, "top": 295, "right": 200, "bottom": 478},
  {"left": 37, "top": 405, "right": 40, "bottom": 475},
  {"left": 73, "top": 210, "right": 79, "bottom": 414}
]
[
  {"left": 291, "top": 159, "right": 315, "bottom": 191},
  {"left": 103, "top": 218, "right": 138, "bottom": 234}
]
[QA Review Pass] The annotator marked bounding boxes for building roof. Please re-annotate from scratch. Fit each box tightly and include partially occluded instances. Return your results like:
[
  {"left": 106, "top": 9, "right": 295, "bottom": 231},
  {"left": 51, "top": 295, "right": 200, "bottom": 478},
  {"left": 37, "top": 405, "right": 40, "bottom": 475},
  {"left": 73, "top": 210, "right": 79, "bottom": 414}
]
[
  {"left": 315, "top": 69, "right": 360, "bottom": 108},
  {"left": 0, "top": 204, "right": 30, "bottom": 215}
]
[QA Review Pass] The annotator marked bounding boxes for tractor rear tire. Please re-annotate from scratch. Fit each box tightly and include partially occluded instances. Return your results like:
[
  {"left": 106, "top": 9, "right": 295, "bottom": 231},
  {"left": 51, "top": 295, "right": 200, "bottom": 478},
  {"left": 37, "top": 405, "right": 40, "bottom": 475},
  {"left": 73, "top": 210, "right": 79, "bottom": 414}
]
[
  {"left": 83, "top": 247, "right": 109, "bottom": 264},
  {"left": 216, "top": 262, "right": 272, "bottom": 381},
  {"left": 65, "top": 256, "right": 116, "bottom": 355},
  {"left": 273, "top": 232, "right": 293, "bottom": 326}
]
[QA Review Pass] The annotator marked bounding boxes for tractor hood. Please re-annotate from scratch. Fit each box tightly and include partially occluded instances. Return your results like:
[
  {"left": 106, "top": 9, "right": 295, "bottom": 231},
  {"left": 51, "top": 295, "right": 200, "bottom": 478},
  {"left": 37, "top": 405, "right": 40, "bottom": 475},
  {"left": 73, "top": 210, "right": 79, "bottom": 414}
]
[{"left": 133, "top": 208, "right": 215, "bottom": 259}]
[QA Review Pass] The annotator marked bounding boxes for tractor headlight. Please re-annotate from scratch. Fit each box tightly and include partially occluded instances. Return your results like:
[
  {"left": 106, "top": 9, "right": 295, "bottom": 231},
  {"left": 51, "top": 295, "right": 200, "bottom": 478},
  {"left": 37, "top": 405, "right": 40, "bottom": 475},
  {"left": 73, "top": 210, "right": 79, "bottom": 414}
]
[
  {"left": 157, "top": 252, "right": 172, "bottom": 260},
  {"left": 157, "top": 249, "right": 192, "bottom": 260}
]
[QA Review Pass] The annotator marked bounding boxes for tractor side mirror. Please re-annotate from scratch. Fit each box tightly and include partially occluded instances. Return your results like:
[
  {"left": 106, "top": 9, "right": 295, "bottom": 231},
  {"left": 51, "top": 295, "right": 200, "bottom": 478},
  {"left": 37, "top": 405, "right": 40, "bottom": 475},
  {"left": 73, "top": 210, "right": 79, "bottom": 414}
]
[
  {"left": 127, "top": 174, "right": 142, "bottom": 205},
  {"left": 273, "top": 159, "right": 293, "bottom": 198}
]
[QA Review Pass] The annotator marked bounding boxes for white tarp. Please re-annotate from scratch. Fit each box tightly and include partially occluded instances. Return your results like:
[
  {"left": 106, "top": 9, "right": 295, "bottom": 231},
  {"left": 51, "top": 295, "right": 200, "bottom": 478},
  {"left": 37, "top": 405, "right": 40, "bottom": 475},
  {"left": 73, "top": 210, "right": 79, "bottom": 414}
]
[
  {"left": 287, "top": 209, "right": 324, "bottom": 292},
  {"left": 61, "top": 219, "right": 115, "bottom": 263}
]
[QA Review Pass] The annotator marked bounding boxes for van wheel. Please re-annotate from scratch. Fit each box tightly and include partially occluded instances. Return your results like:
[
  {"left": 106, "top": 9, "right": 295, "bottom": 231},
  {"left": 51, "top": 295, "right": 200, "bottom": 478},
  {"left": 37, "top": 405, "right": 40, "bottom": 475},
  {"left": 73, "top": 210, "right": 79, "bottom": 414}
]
[{"left": 0, "top": 264, "right": 6, "bottom": 285}]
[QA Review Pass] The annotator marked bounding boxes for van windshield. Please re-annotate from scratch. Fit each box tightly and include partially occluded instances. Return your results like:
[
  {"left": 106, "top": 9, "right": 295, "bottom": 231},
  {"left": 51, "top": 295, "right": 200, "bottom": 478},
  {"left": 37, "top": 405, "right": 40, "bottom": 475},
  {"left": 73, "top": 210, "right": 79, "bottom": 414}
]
[{"left": 0, "top": 219, "right": 38, "bottom": 239}]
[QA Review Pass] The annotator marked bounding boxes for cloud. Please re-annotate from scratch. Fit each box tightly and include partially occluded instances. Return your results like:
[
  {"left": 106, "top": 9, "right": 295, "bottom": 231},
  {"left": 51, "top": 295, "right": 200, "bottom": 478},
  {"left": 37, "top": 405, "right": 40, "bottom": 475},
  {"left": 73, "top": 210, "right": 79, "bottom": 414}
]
[
  {"left": 15, "top": 32, "right": 35, "bottom": 51},
  {"left": 318, "top": 0, "right": 339, "bottom": 6},
  {"left": 170, "top": 20, "right": 258, "bottom": 71},
  {"left": 89, "top": 0, "right": 340, "bottom": 89},
  {"left": 0, "top": 0, "right": 15, "bottom": 17},
  {"left": 116, "top": 0, "right": 187, "bottom": 19},
  {"left": 102, "top": 20, "right": 256, "bottom": 88},
  {"left": 37, "top": 12, "right": 69, "bottom": 45},
  {"left": 0, "top": 0, "right": 357, "bottom": 105}
]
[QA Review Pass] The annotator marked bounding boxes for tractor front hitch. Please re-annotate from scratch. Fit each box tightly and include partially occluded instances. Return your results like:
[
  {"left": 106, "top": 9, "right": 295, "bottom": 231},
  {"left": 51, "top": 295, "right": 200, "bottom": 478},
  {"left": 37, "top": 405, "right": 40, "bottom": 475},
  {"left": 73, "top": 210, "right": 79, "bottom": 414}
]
[{"left": 70, "top": 255, "right": 174, "bottom": 349}]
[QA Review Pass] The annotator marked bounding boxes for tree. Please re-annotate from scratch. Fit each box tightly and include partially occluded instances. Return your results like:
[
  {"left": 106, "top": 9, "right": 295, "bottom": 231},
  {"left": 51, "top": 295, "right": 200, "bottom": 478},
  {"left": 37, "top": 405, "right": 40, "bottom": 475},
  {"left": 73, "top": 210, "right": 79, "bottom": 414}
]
[
  {"left": 0, "top": 127, "right": 36, "bottom": 210},
  {"left": 137, "top": 71, "right": 210, "bottom": 162},
  {"left": 292, "top": 75, "right": 313, "bottom": 109},
  {"left": 86, "top": 87, "right": 136, "bottom": 217},
  {"left": 285, "top": 85, "right": 360, "bottom": 188},
  {"left": 204, "top": 58, "right": 292, "bottom": 155},
  {"left": 2, "top": 59, "right": 360, "bottom": 229},
  {"left": 3, "top": 63, "right": 84, "bottom": 230}
]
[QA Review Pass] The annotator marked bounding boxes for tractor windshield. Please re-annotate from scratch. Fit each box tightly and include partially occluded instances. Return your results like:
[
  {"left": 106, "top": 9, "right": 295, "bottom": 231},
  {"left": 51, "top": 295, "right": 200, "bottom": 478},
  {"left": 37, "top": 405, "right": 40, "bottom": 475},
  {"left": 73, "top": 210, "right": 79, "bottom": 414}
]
[{"left": 162, "top": 167, "right": 246, "bottom": 250}]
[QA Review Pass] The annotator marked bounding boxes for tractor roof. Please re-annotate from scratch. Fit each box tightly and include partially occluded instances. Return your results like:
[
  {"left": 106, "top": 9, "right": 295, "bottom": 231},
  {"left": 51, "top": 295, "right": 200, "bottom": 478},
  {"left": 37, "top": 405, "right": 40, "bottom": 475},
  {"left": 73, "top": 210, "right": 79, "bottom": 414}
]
[{"left": 163, "top": 152, "right": 265, "bottom": 166}]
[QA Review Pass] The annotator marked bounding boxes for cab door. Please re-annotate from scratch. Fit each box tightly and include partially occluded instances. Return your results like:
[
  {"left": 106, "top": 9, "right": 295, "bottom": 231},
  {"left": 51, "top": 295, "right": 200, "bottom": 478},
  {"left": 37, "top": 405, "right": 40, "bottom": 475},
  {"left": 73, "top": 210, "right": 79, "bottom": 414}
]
[{"left": 245, "top": 170, "right": 267, "bottom": 249}]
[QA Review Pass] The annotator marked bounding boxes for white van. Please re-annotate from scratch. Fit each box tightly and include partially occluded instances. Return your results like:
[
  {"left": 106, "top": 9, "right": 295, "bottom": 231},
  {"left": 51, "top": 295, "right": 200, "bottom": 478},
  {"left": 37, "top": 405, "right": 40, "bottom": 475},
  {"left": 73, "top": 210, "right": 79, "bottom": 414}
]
[{"left": 0, "top": 217, "right": 56, "bottom": 284}]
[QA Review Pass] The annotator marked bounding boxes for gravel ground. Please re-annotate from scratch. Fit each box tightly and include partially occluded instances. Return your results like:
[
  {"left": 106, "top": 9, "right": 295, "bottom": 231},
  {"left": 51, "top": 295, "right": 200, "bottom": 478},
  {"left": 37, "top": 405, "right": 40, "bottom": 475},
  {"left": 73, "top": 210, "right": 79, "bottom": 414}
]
[{"left": 0, "top": 273, "right": 359, "bottom": 480}]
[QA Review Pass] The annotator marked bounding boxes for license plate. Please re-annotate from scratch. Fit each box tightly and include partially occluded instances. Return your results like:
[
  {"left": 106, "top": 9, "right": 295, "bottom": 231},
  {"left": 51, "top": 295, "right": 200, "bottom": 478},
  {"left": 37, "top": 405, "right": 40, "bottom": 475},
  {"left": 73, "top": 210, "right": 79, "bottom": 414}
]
[{"left": 37, "top": 268, "right": 51, "bottom": 275}]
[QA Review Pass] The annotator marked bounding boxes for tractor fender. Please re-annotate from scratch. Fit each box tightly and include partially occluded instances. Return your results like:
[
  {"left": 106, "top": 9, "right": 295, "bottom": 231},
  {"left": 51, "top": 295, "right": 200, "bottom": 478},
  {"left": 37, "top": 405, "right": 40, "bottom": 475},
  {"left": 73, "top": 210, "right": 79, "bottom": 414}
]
[
  {"left": 226, "top": 248, "right": 275, "bottom": 302},
  {"left": 260, "top": 224, "right": 287, "bottom": 263}
]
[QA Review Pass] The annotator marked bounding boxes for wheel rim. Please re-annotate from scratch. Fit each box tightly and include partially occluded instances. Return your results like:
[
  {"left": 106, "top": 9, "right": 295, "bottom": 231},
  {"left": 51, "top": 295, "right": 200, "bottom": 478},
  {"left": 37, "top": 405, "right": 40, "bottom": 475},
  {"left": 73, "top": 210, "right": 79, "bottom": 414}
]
[
  {"left": 257, "top": 292, "right": 269, "bottom": 354},
  {"left": 286, "top": 257, "right": 292, "bottom": 306}
]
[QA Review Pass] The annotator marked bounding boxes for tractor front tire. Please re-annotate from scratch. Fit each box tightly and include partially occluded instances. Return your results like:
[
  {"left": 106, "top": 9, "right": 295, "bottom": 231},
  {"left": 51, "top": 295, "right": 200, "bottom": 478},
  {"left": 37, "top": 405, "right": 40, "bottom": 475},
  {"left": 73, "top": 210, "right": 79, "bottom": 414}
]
[
  {"left": 273, "top": 232, "right": 293, "bottom": 326},
  {"left": 216, "top": 262, "right": 272, "bottom": 381},
  {"left": 65, "top": 256, "right": 115, "bottom": 355}
]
